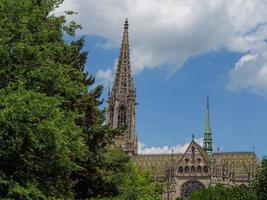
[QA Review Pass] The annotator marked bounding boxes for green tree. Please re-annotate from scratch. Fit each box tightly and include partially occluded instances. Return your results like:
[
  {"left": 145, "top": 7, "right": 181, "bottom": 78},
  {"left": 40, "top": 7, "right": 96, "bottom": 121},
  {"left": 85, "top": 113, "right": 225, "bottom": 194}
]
[
  {"left": 71, "top": 84, "right": 162, "bottom": 199},
  {"left": 70, "top": 74, "right": 163, "bottom": 199},
  {"left": 89, "top": 153, "right": 163, "bottom": 200},
  {"left": 186, "top": 184, "right": 256, "bottom": 200},
  {"left": 0, "top": 88, "right": 85, "bottom": 199},
  {"left": 117, "top": 163, "right": 163, "bottom": 200},
  {"left": 252, "top": 157, "right": 267, "bottom": 200},
  {"left": 0, "top": 0, "right": 85, "bottom": 96},
  {"left": 0, "top": 0, "right": 86, "bottom": 198},
  {"left": 0, "top": 0, "right": 162, "bottom": 199}
]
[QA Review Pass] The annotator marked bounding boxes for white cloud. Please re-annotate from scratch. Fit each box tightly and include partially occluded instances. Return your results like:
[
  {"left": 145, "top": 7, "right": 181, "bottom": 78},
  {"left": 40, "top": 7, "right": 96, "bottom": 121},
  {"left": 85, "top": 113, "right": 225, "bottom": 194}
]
[
  {"left": 227, "top": 53, "right": 267, "bottom": 96},
  {"left": 95, "top": 68, "right": 113, "bottom": 87},
  {"left": 138, "top": 138, "right": 203, "bottom": 154},
  {"left": 95, "top": 58, "right": 118, "bottom": 88},
  {"left": 55, "top": 0, "right": 267, "bottom": 94}
]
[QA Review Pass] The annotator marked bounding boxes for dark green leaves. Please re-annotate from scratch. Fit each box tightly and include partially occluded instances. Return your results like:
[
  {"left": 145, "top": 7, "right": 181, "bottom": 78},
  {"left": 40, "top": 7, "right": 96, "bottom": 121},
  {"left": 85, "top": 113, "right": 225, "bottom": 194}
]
[
  {"left": 0, "top": 88, "right": 85, "bottom": 198},
  {"left": 0, "top": 0, "right": 163, "bottom": 199},
  {"left": 252, "top": 158, "right": 267, "bottom": 200}
]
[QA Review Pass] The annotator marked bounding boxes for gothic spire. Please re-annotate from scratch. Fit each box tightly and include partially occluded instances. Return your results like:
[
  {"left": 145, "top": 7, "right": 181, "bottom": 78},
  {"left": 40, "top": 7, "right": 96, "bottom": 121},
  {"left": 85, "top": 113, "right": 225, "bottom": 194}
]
[
  {"left": 107, "top": 19, "right": 137, "bottom": 155},
  {"left": 112, "top": 19, "right": 135, "bottom": 97},
  {"left": 203, "top": 97, "right": 213, "bottom": 155}
]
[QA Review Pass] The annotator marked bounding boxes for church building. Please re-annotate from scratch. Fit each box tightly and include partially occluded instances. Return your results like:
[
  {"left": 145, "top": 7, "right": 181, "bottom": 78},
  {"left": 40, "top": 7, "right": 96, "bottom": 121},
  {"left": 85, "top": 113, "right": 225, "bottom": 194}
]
[{"left": 106, "top": 19, "right": 259, "bottom": 199}]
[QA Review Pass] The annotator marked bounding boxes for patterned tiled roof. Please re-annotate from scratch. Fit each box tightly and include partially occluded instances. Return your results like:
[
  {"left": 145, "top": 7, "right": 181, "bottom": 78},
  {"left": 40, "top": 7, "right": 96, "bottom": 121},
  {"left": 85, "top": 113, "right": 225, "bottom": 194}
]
[
  {"left": 132, "top": 154, "right": 183, "bottom": 177},
  {"left": 132, "top": 151, "right": 258, "bottom": 179},
  {"left": 212, "top": 152, "right": 259, "bottom": 177}
]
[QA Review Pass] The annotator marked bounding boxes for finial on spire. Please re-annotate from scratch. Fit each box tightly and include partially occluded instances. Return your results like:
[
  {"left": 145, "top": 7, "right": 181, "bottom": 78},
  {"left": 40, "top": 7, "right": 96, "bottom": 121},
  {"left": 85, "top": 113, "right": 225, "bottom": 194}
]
[
  {"left": 207, "top": 96, "right": 210, "bottom": 109},
  {"left": 124, "top": 18, "right": 129, "bottom": 29},
  {"left": 192, "top": 133, "right": 195, "bottom": 141}
]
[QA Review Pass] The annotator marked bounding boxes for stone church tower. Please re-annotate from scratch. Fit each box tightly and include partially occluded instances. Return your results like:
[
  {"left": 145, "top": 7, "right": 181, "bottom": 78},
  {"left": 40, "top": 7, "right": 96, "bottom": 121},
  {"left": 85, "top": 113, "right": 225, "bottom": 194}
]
[{"left": 107, "top": 19, "right": 138, "bottom": 155}]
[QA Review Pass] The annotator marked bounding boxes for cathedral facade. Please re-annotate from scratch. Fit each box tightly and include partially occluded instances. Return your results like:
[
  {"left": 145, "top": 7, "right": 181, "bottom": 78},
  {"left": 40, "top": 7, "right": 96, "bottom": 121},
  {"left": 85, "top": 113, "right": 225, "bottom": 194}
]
[{"left": 107, "top": 20, "right": 258, "bottom": 199}]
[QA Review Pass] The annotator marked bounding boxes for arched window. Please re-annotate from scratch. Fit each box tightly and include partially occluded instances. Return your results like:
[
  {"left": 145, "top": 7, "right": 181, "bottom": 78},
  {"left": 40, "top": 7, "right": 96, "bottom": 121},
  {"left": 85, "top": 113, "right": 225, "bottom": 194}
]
[
  {"left": 185, "top": 166, "right": 189, "bottom": 173},
  {"left": 203, "top": 166, "right": 209, "bottom": 174},
  {"left": 197, "top": 166, "right": 202, "bottom": 173},
  {"left": 178, "top": 166, "right": 183, "bottom": 173},
  {"left": 118, "top": 106, "right": 127, "bottom": 126},
  {"left": 180, "top": 181, "right": 205, "bottom": 199},
  {"left": 191, "top": 166, "right": 196, "bottom": 173}
]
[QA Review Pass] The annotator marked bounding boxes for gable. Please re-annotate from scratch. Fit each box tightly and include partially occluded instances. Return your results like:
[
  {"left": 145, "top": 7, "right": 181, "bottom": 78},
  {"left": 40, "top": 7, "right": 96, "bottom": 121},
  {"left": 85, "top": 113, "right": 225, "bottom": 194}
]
[
  {"left": 177, "top": 140, "right": 211, "bottom": 176},
  {"left": 178, "top": 141, "right": 209, "bottom": 166}
]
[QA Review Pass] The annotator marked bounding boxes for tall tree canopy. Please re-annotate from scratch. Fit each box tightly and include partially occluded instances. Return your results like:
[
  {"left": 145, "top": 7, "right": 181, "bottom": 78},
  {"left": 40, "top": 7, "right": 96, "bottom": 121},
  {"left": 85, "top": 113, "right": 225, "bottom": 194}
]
[
  {"left": 184, "top": 184, "right": 257, "bottom": 200},
  {"left": 252, "top": 157, "right": 267, "bottom": 200},
  {"left": 0, "top": 0, "right": 163, "bottom": 199},
  {"left": 0, "top": 0, "right": 87, "bottom": 198}
]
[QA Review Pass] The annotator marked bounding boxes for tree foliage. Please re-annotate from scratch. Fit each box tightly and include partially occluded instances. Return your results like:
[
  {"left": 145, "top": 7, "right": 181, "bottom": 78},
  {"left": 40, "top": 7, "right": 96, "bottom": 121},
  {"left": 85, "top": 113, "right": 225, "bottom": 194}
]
[
  {"left": 89, "top": 155, "right": 163, "bottom": 200},
  {"left": 252, "top": 157, "right": 267, "bottom": 200},
  {"left": 0, "top": 0, "right": 87, "bottom": 198},
  {"left": 0, "top": 0, "right": 163, "bottom": 199},
  {"left": 0, "top": 88, "right": 85, "bottom": 198},
  {"left": 185, "top": 184, "right": 256, "bottom": 200}
]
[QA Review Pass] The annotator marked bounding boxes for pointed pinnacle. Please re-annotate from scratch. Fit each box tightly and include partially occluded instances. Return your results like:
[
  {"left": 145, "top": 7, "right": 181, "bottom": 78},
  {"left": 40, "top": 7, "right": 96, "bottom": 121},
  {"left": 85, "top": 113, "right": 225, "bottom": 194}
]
[
  {"left": 112, "top": 19, "right": 134, "bottom": 96},
  {"left": 205, "top": 97, "right": 211, "bottom": 133}
]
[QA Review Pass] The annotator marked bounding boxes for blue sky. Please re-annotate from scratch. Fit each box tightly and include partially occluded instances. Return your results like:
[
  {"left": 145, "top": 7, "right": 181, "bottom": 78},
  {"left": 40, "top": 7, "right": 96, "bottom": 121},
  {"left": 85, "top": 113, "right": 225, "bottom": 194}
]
[
  {"left": 84, "top": 36, "right": 267, "bottom": 158},
  {"left": 57, "top": 0, "right": 267, "bottom": 158}
]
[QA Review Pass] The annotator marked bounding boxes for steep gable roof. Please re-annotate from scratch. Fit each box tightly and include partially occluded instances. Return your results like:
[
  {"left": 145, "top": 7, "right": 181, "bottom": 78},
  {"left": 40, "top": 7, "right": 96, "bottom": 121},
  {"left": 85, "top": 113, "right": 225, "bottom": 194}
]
[{"left": 177, "top": 140, "right": 211, "bottom": 167}]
